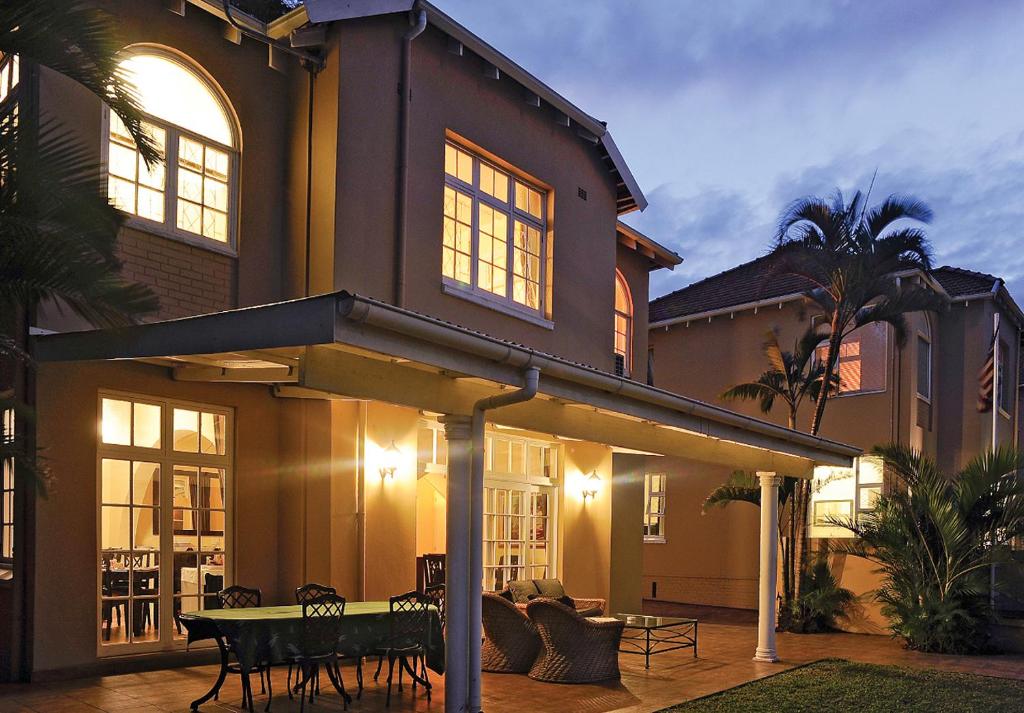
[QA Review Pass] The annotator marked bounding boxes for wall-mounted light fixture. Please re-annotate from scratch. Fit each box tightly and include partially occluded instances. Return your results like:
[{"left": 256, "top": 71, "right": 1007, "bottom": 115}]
[
  {"left": 582, "top": 470, "right": 600, "bottom": 502},
  {"left": 379, "top": 440, "right": 401, "bottom": 481}
]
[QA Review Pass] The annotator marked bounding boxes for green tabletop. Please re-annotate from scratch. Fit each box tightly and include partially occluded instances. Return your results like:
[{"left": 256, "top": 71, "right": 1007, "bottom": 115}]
[{"left": 179, "top": 601, "right": 444, "bottom": 674}]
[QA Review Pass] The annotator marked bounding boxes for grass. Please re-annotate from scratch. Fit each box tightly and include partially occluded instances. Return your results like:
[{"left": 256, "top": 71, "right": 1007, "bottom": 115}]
[{"left": 659, "top": 660, "right": 1024, "bottom": 713}]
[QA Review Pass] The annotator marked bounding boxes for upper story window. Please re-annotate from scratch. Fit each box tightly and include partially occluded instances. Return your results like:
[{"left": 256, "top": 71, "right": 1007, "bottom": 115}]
[
  {"left": 816, "top": 322, "right": 888, "bottom": 395},
  {"left": 106, "top": 49, "right": 238, "bottom": 250},
  {"left": 614, "top": 270, "right": 633, "bottom": 376},
  {"left": 442, "top": 141, "right": 548, "bottom": 319},
  {"left": 916, "top": 331, "right": 932, "bottom": 401},
  {"left": 0, "top": 53, "right": 19, "bottom": 106}
]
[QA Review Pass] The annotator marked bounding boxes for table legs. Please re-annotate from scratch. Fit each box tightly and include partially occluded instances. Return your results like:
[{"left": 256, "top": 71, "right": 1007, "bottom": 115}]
[{"left": 190, "top": 635, "right": 229, "bottom": 711}]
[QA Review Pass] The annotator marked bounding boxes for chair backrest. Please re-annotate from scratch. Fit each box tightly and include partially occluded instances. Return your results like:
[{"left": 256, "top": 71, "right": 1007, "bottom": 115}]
[
  {"left": 295, "top": 582, "right": 336, "bottom": 604},
  {"left": 424, "top": 583, "right": 446, "bottom": 629},
  {"left": 423, "top": 554, "right": 445, "bottom": 586},
  {"left": 204, "top": 573, "right": 225, "bottom": 609},
  {"left": 482, "top": 592, "right": 534, "bottom": 634},
  {"left": 301, "top": 593, "right": 346, "bottom": 658},
  {"left": 219, "top": 585, "right": 262, "bottom": 609},
  {"left": 389, "top": 590, "right": 431, "bottom": 647}
]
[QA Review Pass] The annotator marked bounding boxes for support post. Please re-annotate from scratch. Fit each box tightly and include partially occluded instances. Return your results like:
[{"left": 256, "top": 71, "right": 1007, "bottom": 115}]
[
  {"left": 754, "top": 471, "right": 781, "bottom": 663},
  {"left": 441, "top": 414, "right": 473, "bottom": 712}
]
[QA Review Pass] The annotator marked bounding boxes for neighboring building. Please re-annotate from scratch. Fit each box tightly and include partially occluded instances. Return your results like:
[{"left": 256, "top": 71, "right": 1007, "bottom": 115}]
[
  {"left": 642, "top": 256, "right": 1022, "bottom": 631},
  {"left": 0, "top": 0, "right": 858, "bottom": 691}
]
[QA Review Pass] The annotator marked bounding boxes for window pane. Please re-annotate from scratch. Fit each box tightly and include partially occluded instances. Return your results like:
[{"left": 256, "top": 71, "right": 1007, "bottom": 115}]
[
  {"left": 200, "top": 412, "right": 226, "bottom": 455},
  {"left": 178, "top": 167, "right": 203, "bottom": 202},
  {"left": 109, "top": 143, "right": 138, "bottom": 181},
  {"left": 176, "top": 199, "right": 202, "bottom": 234},
  {"left": 132, "top": 508, "right": 160, "bottom": 550},
  {"left": 202, "top": 207, "right": 228, "bottom": 242},
  {"left": 136, "top": 187, "right": 164, "bottom": 222},
  {"left": 133, "top": 402, "right": 162, "bottom": 449},
  {"left": 101, "top": 399, "right": 132, "bottom": 446},
  {"left": 118, "top": 54, "right": 233, "bottom": 146},
  {"left": 108, "top": 177, "right": 136, "bottom": 214},
  {"left": 101, "top": 459, "right": 131, "bottom": 505},
  {"left": 132, "top": 462, "right": 160, "bottom": 507},
  {"left": 480, "top": 163, "right": 508, "bottom": 202},
  {"left": 101, "top": 506, "right": 131, "bottom": 550},
  {"left": 173, "top": 409, "right": 200, "bottom": 452}
]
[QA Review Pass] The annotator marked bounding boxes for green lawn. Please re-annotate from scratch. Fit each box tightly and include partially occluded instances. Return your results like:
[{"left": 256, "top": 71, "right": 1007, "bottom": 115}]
[{"left": 660, "top": 660, "right": 1024, "bottom": 713}]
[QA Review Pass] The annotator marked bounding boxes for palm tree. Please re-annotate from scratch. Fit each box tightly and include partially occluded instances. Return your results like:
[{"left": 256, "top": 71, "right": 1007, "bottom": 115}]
[
  {"left": 721, "top": 328, "right": 832, "bottom": 430},
  {"left": 836, "top": 444, "right": 1024, "bottom": 653},
  {"left": 771, "top": 189, "right": 948, "bottom": 598},
  {"left": 1, "top": 1, "right": 161, "bottom": 492},
  {"left": 713, "top": 327, "right": 837, "bottom": 620},
  {"left": 772, "top": 189, "right": 947, "bottom": 436}
]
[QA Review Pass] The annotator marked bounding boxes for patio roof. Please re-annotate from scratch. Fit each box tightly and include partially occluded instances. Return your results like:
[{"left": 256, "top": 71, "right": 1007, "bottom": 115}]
[{"left": 33, "top": 292, "right": 858, "bottom": 475}]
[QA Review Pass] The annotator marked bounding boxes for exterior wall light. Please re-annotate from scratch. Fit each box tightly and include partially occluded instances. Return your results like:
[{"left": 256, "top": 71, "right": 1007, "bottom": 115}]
[
  {"left": 380, "top": 440, "right": 401, "bottom": 480},
  {"left": 582, "top": 470, "right": 600, "bottom": 502}
]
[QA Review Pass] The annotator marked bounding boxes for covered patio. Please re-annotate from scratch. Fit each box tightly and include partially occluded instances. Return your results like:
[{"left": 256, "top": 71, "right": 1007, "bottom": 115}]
[
  {"left": 31, "top": 291, "right": 858, "bottom": 712},
  {"left": 4, "top": 610, "right": 1023, "bottom": 713}
]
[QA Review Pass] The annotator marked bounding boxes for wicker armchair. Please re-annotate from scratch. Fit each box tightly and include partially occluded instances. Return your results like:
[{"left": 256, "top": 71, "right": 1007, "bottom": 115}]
[
  {"left": 504, "top": 579, "right": 606, "bottom": 617},
  {"left": 525, "top": 598, "right": 624, "bottom": 684},
  {"left": 481, "top": 593, "right": 541, "bottom": 673}
]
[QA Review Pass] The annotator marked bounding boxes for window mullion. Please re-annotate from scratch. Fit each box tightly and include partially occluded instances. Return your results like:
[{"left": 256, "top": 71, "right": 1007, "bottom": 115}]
[{"left": 165, "top": 126, "right": 179, "bottom": 234}]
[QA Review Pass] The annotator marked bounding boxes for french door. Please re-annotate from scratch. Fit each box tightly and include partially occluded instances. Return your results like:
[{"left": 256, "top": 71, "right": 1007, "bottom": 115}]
[
  {"left": 482, "top": 482, "right": 555, "bottom": 591},
  {"left": 97, "top": 393, "right": 232, "bottom": 653}
]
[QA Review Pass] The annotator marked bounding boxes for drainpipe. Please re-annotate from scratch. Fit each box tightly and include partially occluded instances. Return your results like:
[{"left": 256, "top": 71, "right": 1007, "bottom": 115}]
[
  {"left": 395, "top": 8, "right": 428, "bottom": 308},
  {"left": 467, "top": 367, "right": 540, "bottom": 712}
]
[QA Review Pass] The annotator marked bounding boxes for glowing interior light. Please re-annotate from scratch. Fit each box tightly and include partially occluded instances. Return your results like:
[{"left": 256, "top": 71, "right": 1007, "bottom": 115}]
[{"left": 118, "top": 53, "right": 232, "bottom": 146}]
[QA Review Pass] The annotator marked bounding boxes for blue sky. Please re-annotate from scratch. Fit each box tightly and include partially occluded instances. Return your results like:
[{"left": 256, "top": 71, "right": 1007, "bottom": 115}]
[{"left": 437, "top": 0, "right": 1024, "bottom": 300}]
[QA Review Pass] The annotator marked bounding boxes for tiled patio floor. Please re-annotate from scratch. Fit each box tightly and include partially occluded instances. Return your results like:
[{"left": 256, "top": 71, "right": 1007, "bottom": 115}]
[{"left": 2, "top": 605, "right": 1022, "bottom": 713}]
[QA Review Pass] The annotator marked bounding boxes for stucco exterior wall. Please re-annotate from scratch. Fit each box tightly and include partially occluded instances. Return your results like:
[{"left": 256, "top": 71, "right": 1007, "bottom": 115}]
[
  {"left": 332, "top": 17, "right": 622, "bottom": 372},
  {"left": 32, "top": 361, "right": 281, "bottom": 674},
  {"left": 35, "top": 0, "right": 295, "bottom": 329}
]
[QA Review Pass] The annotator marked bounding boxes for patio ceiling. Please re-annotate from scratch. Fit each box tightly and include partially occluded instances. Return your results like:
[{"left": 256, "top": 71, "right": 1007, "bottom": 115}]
[{"left": 33, "top": 291, "right": 859, "bottom": 476}]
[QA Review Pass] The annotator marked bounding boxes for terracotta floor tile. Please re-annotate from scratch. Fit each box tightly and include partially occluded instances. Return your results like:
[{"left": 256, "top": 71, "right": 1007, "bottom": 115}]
[{"left": 2, "top": 609, "right": 1022, "bottom": 712}]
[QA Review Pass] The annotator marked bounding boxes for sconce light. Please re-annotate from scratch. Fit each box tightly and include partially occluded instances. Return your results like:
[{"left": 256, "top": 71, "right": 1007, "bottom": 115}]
[
  {"left": 379, "top": 440, "right": 401, "bottom": 481},
  {"left": 582, "top": 470, "right": 600, "bottom": 502}
]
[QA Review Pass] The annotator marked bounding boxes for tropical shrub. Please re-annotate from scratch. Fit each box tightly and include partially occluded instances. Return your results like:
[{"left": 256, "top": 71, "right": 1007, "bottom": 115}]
[
  {"left": 837, "top": 444, "right": 1024, "bottom": 654},
  {"left": 786, "top": 551, "right": 856, "bottom": 633}
]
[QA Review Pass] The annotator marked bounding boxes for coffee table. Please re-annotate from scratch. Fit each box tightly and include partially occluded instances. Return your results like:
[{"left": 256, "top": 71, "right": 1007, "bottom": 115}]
[{"left": 613, "top": 614, "right": 698, "bottom": 668}]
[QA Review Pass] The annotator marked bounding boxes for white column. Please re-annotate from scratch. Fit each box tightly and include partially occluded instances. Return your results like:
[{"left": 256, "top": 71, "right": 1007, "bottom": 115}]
[
  {"left": 754, "top": 471, "right": 782, "bottom": 663},
  {"left": 441, "top": 414, "right": 473, "bottom": 713}
]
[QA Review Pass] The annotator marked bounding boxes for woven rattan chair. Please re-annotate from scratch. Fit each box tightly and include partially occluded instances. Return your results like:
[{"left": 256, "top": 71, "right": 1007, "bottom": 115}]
[
  {"left": 216, "top": 586, "right": 270, "bottom": 711},
  {"left": 526, "top": 598, "right": 624, "bottom": 684},
  {"left": 290, "top": 593, "right": 352, "bottom": 712},
  {"left": 481, "top": 592, "right": 541, "bottom": 673},
  {"left": 505, "top": 579, "right": 606, "bottom": 617}
]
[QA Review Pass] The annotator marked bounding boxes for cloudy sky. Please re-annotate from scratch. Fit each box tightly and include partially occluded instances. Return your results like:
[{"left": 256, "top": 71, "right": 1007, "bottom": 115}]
[{"left": 438, "top": 0, "right": 1024, "bottom": 299}]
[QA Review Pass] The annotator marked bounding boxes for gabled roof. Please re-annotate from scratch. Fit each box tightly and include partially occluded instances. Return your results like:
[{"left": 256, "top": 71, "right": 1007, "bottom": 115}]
[
  {"left": 649, "top": 254, "right": 812, "bottom": 324},
  {"left": 301, "top": 0, "right": 646, "bottom": 214},
  {"left": 650, "top": 256, "right": 1021, "bottom": 328},
  {"left": 930, "top": 266, "right": 998, "bottom": 298},
  {"left": 616, "top": 221, "right": 682, "bottom": 271}
]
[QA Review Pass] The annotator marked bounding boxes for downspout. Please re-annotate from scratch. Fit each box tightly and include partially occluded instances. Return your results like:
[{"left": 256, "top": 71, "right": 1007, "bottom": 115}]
[
  {"left": 394, "top": 8, "right": 428, "bottom": 307},
  {"left": 467, "top": 367, "right": 540, "bottom": 713}
]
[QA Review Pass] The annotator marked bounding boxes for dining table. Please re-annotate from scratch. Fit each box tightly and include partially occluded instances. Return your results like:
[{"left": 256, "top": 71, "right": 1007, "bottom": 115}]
[{"left": 179, "top": 601, "right": 445, "bottom": 711}]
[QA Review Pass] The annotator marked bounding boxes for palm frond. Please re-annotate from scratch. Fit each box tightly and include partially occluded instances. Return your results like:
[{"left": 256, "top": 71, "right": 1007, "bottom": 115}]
[
  {"left": 0, "top": 119, "right": 158, "bottom": 324},
  {"left": 0, "top": 0, "right": 159, "bottom": 164}
]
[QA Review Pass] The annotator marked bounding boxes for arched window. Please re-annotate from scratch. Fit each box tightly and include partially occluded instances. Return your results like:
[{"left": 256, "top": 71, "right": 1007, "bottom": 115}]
[
  {"left": 106, "top": 49, "right": 238, "bottom": 248},
  {"left": 614, "top": 270, "right": 633, "bottom": 376}
]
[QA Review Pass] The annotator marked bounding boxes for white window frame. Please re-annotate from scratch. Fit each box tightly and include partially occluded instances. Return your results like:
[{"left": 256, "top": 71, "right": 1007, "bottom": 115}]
[
  {"left": 815, "top": 322, "right": 889, "bottom": 397},
  {"left": 643, "top": 473, "right": 666, "bottom": 543},
  {"left": 442, "top": 140, "right": 551, "bottom": 326},
  {"left": 96, "top": 391, "right": 233, "bottom": 657},
  {"left": 1, "top": 408, "right": 14, "bottom": 572},
  {"left": 998, "top": 339, "right": 1013, "bottom": 419},
  {"left": 101, "top": 47, "right": 239, "bottom": 256},
  {"left": 916, "top": 331, "right": 932, "bottom": 403},
  {"left": 614, "top": 270, "right": 633, "bottom": 377}
]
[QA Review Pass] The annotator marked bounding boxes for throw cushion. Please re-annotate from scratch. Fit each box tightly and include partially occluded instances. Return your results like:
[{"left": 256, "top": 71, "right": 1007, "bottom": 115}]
[
  {"left": 497, "top": 588, "right": 515, "bottom": 603},
  {"left": 533, "top": 579, "right": 566, "bottom": 599},
  {"left": 507, "top": 579, "right": 540, "bottom": 603},
  {"left": 527, "top": 593, "right": 575, "bottom": 608}
]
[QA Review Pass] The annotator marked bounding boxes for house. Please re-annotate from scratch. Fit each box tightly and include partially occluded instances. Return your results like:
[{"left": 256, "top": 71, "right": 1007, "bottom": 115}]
[
  {"left": 642, "top": 255, "right": 1023, "bottom": 631},
  {"left": 0, "top": 0, "right": 857, "bottom": 703}
]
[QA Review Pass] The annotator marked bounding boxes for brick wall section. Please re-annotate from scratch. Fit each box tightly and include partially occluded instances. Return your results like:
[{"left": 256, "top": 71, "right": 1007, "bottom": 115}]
[
  {"left": 641, "top": 575, "right": 758, "bottom": 611},
  {"left": 116, "top": 228, "right": 236, "bottom": 320}
]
